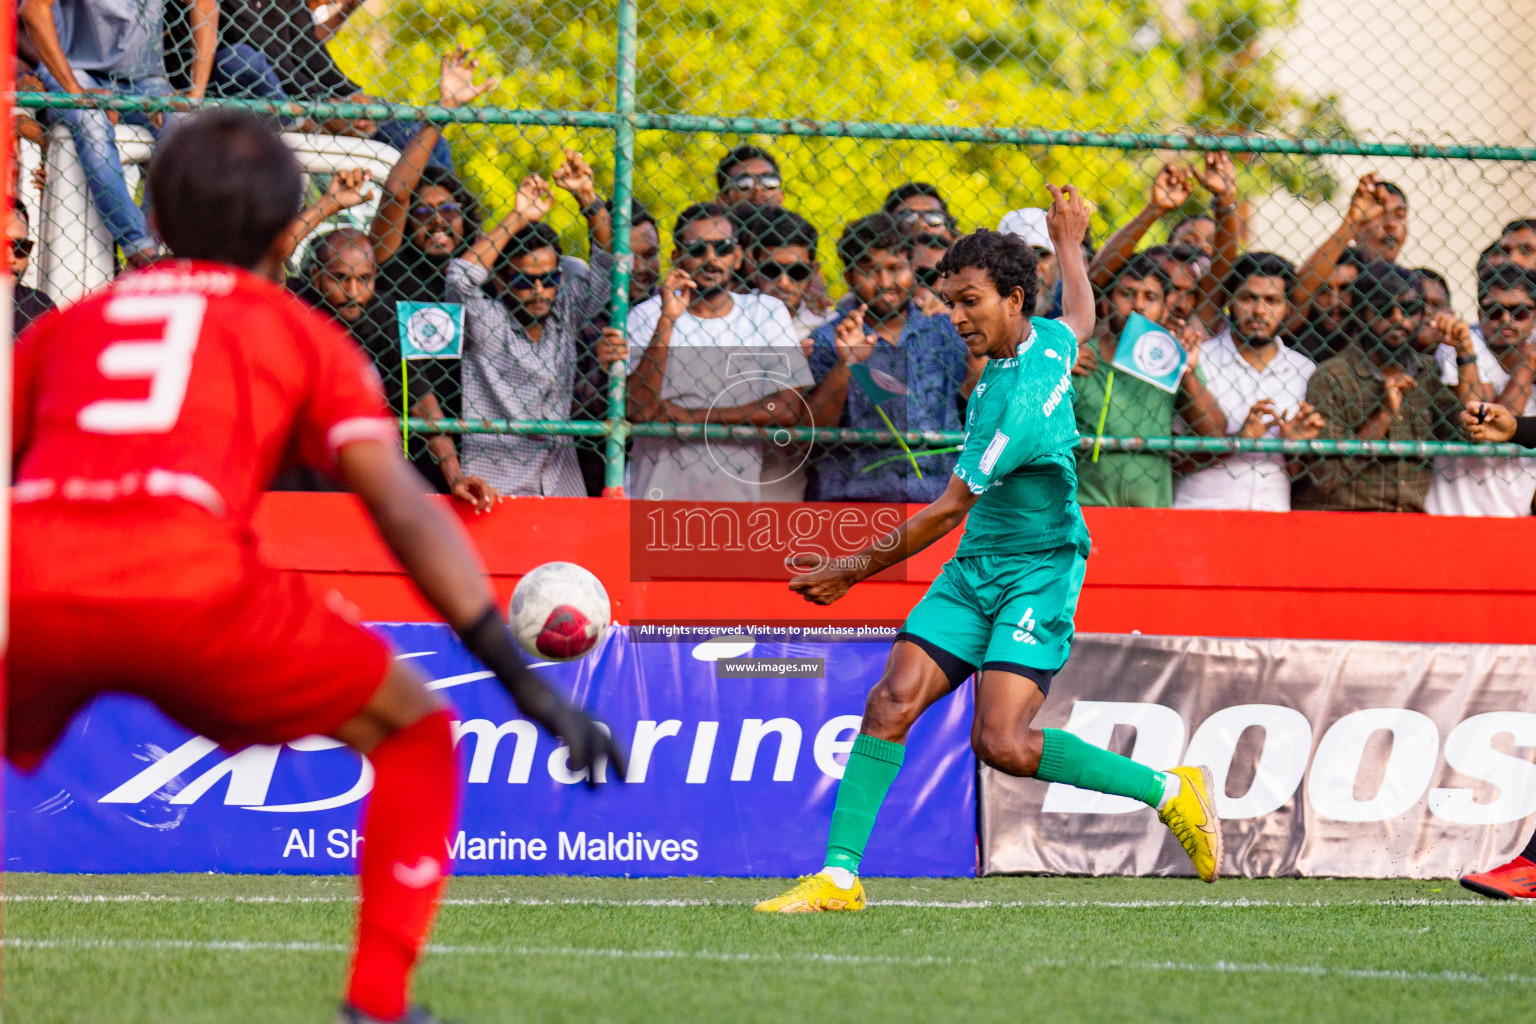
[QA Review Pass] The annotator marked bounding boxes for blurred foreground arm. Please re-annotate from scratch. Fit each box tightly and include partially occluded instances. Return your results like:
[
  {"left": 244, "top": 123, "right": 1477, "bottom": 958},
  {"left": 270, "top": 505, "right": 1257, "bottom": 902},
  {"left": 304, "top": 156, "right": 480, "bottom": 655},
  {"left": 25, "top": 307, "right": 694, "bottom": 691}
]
[{"left": 336, "top": 440, "right": 626, "bottom": 779}]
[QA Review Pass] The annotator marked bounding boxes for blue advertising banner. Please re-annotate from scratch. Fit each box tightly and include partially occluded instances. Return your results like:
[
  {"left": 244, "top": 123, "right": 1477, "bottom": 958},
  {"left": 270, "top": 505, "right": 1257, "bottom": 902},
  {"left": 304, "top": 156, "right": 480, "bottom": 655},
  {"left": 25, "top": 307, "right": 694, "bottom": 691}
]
[{"left": 5, "top": 626, "right": 976, "bottom": 876}]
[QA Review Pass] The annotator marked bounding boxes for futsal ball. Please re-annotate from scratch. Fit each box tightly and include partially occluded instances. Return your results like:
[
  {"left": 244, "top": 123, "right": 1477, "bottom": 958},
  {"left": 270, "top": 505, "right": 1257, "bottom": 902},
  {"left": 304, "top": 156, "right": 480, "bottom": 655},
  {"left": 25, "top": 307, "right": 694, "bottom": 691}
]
[{"left": 509, "top": 562, "right": 611, "bottom": 661}]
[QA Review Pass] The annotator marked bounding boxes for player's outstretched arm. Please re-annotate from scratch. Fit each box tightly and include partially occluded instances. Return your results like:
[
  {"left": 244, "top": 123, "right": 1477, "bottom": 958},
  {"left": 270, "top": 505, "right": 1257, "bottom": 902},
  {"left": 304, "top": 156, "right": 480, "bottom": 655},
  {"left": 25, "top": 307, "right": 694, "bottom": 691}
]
[
  {"left": 1046, "top": 183, "right": 1096, "bottom": 343},
  {"left": 789, "top": 475, "right": 979, "bottom": 605},
  {"left": 336, "top": 440, "right": 627, "bottom": 780}
]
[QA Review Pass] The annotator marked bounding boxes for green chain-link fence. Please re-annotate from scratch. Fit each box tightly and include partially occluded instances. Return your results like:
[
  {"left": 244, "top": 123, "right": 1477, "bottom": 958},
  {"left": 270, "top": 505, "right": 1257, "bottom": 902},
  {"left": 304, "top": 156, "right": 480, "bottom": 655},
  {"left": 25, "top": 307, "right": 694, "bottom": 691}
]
[{"left": 14, "top": 0, "right": 1536, "bottom": 512}]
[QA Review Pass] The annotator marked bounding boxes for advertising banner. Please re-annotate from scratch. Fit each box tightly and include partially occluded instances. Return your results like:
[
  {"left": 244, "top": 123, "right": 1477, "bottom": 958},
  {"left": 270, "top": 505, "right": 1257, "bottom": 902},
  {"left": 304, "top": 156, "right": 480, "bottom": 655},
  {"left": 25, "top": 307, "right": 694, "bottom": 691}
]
[
  {"left": 982, "top": 634, "right": 1536, "bottom": 879},
  {"left": 6, "top": 625, "right": 976, "bottom": 876}
]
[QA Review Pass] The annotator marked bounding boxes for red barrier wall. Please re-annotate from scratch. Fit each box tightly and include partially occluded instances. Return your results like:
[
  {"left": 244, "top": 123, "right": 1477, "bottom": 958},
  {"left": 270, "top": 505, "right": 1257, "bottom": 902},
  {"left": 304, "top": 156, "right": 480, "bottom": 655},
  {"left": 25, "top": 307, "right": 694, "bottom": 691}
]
[{"left": 253, "top": 494, "right": 1536, "bottom": 645}]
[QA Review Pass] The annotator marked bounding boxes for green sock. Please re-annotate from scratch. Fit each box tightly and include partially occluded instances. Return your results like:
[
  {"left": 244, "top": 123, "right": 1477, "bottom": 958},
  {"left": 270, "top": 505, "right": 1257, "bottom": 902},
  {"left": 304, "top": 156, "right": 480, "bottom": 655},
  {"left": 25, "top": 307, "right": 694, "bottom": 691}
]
[
  {"left": 1036, "top": 728, "right": 1166, "bottom": 807},
  {"left": 824, "top": 734, "right": 905, "bottom": 873}
]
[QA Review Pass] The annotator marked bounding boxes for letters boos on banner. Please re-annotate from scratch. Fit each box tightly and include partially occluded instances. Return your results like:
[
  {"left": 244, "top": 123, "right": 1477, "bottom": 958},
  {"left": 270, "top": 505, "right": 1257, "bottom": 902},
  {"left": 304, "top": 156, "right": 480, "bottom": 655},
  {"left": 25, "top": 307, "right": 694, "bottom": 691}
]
[
  {"left": 982, "top": 634, "right": 1536, "bottom": 879},
  {"left": 5, "top": 624, "right": 976, "bottom": 876}
]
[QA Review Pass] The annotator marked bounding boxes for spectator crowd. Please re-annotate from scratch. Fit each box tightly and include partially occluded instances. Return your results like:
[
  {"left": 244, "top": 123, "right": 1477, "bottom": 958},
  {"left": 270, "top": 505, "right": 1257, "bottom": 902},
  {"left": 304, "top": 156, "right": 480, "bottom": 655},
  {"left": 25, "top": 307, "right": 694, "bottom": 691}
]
[{"left": 11, "top": 16, "right": 1536, "bottom": 517}]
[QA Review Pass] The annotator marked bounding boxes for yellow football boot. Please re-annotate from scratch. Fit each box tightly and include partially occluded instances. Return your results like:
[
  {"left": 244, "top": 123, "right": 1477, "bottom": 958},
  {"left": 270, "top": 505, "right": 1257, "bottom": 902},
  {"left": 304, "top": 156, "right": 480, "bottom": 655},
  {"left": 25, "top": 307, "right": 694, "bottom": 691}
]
[
  {"left": 753, "top": 872, "right": 866, "bottom": 912},
  {"left": 1158, "top": 764, "right": 1223, "bottom": 883}
]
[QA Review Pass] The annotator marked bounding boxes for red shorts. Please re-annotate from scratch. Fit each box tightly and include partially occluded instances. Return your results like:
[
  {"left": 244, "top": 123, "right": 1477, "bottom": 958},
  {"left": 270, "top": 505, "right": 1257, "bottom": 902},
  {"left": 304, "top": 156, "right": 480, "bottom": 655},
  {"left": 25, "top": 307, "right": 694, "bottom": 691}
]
[{"left": 7, "top": 563, "right": 392, "bottom": 771}]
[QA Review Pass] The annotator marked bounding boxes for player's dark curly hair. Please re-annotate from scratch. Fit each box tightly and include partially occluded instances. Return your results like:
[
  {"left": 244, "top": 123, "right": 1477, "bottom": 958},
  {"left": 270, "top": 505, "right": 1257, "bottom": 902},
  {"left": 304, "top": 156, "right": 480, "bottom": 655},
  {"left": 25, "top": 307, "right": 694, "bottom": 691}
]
[{"left": 935, "top": 229, "right": 1038, "bottom": 312}]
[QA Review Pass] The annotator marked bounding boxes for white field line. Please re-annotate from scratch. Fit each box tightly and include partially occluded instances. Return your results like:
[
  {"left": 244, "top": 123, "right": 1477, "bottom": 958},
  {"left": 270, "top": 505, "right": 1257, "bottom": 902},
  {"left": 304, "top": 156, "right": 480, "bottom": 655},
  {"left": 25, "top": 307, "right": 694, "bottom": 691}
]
[
  {"left": 2, "top": 893, "right": 1531, "bottom": 910},
  {"left": 5, "top": 936, "right": 1535, "bottom": 986}
]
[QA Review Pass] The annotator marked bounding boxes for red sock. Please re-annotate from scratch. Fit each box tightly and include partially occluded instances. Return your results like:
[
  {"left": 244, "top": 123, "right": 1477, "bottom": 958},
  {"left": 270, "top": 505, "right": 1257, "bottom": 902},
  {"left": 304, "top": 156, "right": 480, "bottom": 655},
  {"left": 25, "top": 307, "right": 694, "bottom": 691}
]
[{"left": 346, "top": 710, "right": 458, "bottom": 1021}]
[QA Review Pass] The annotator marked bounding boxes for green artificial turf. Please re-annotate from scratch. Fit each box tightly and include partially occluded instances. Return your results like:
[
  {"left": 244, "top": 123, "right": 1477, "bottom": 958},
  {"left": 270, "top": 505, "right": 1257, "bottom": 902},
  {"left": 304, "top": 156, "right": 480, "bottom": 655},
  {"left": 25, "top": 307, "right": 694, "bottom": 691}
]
[{"left": 4, "top": 873, "right": 1534, "bottom": 1023}]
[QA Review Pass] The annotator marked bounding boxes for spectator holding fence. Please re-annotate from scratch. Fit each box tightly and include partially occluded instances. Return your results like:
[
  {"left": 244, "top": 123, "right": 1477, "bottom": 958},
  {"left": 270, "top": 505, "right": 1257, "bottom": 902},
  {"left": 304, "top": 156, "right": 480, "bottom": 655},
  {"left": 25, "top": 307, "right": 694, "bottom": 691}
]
[
  {"left": 1071, "top": 252, "right": 1226, "bottom": 507},
  {"left": 370, "top": 52, "right": 496, "bottom": 307},
  {"left": 1425, "top": 264, "right": 1536, "bottom": 516},
  {"left": 446, "top": 157, "right": 617, "bottom": 498},
  {"left": 805, "top": 213, "right": 969, "bottom": 504},
  {"left": 20, "top": 0, "right": 217, "bottom": 268},
  {"left": 1172, "top": 253, "right": 1323, "bottom": 511},
  {"left": 288, "top": 225, "right": 495, "bottom": 510},
  {"left": 1293, "top": 262, "right": 1469, "bottom": 513}
]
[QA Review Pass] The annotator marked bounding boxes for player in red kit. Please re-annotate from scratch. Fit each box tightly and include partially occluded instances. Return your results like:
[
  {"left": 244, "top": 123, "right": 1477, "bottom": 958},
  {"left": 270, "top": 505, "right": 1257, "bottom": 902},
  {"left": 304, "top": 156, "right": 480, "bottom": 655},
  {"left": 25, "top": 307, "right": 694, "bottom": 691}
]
[{"left": 8, "top": 111, "right": 626, "bottom": 1024}]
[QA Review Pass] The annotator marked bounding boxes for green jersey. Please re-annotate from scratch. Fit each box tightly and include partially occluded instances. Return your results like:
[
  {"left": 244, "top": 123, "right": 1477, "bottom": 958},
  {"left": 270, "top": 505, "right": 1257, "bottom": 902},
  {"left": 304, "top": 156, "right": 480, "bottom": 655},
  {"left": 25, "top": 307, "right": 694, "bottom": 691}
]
[{"left": 953, "top": 317, "right": 1090, "bottom": 557}]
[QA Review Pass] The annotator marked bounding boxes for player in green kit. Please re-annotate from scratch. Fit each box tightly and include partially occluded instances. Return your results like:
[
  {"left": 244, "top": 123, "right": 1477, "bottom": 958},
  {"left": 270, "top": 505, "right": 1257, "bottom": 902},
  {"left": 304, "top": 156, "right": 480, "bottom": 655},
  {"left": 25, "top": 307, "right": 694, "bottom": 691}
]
[{"left": 755, "top": 185, "right": 1221, "bottom": 913}]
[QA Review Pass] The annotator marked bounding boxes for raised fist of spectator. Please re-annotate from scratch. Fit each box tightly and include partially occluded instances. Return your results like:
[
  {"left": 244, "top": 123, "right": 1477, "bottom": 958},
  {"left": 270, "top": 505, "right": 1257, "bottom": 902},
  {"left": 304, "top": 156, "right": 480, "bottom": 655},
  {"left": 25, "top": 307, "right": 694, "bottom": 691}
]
[
  {"left": 553, "top": 150, "right": 599, "bottom": 207},
  {"left": 324, "top": 168, "right": 375, "bottom": 212},
  {"left": 513, "top": 174, "right": 554, "bottom": 224},
  {"left": 1149, "top": 165, "right": 1194, "bottom": 214},
  {"left": 1199, "top": 151, "right": 1238, "bottom": 208},
  {"left": 439, "top": 48, "right": 497, "bottom": 110},
  {"left": 1346, "top": 174, "right": 1392, "bottom": 232}
]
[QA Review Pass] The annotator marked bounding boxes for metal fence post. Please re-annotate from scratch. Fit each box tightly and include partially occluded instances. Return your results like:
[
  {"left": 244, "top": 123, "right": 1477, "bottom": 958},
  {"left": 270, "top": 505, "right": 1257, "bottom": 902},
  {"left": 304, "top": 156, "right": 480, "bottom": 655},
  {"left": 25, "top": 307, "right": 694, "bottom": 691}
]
[{"left": 603, "top": 0, "right": 640, "bottom": 497}]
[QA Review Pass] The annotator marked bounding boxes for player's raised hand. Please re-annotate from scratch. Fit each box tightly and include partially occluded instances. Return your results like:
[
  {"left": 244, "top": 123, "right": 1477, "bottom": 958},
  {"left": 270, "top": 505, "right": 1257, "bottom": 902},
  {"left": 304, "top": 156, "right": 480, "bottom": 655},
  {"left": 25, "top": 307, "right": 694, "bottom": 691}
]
[
  {"left": 513, "top": 174, "right": 554, "bottom": 224},
  {"left": 1462, "top": 400, "right": 1518, "bottom": 442},
  {"left": 787, "top": 553, "right": 859, "bottom": 605},
  {"left": 1045, "top": 183, "right": 1091, "bottom": 250}
]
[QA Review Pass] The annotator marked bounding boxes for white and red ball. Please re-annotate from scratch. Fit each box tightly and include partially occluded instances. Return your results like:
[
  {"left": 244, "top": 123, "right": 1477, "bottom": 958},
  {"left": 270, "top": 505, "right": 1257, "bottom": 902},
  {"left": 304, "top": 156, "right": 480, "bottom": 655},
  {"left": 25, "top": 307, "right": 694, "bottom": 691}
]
[{"left": 509, "top": 562, "right": 611, "bottom": 661}]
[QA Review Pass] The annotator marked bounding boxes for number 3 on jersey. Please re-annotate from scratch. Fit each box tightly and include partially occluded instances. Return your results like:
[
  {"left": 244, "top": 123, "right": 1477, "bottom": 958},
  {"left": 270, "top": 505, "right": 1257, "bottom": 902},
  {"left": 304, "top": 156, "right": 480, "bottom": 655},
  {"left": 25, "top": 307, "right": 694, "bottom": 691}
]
[{"left": 76, "top": 294, "right": 208, "bottom": 434}]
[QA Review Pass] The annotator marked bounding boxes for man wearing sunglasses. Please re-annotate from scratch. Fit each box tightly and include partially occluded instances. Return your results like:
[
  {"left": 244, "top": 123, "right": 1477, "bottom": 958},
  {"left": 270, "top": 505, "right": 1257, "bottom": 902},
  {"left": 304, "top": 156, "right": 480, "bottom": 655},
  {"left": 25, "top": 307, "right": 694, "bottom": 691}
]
[
  {"left": 8, "top": 199, "right": 54, "bottom": 336},
  {"left": 1294, "top": 262, "right": 1470, "bottom": 512},
  {"left": 715, "top": 145, "right": 785, "bottom": 208},
  {"left": 1424, "top": 264, "right": 1536, "bottom": 516},
  {"left": 446, "top": 154, "right": 619, "bottom": 499},
  {"left": 627, "top": 203, "right": 856, "bottom": 502},
  {"left": 737, "top": 205, "right": 830, "bottom": 347}
]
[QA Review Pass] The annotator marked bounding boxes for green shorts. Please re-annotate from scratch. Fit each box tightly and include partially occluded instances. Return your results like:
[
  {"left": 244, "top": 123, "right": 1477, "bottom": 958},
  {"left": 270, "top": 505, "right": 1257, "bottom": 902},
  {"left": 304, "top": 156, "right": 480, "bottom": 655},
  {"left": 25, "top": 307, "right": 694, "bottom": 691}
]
[{"left": 900, "top": 545, "right": 1087, "bottom": 692}]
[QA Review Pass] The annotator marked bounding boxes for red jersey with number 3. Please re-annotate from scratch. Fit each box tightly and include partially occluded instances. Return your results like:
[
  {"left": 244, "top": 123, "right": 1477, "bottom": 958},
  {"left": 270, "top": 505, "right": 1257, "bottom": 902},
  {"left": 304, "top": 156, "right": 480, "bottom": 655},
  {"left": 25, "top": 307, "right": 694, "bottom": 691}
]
[{"left": 13, "top": 260, "right": 396, "bottom": 598}]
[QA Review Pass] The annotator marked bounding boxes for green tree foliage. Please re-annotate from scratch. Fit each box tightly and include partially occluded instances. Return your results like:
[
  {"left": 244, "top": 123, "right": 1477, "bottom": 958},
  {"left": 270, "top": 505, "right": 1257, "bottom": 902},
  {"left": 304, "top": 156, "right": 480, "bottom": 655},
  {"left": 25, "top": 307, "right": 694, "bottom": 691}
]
[{"left": 329, "top": 0, "right": 1343, "bottom": 264}]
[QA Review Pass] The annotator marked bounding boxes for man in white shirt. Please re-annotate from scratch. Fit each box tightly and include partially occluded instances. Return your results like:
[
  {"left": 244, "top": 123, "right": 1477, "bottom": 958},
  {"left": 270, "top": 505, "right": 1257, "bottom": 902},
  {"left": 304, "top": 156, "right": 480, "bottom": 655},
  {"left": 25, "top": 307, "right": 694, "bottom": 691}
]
[
  {"left": 625, "top": 203, "right": 853, "bottom": 502},
  {"left": 1174, "top": 253, "right": 1324, "bottom": 511},
  {"left": 1426, "top": 264, "right": 1536, "bottom": 516}
]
